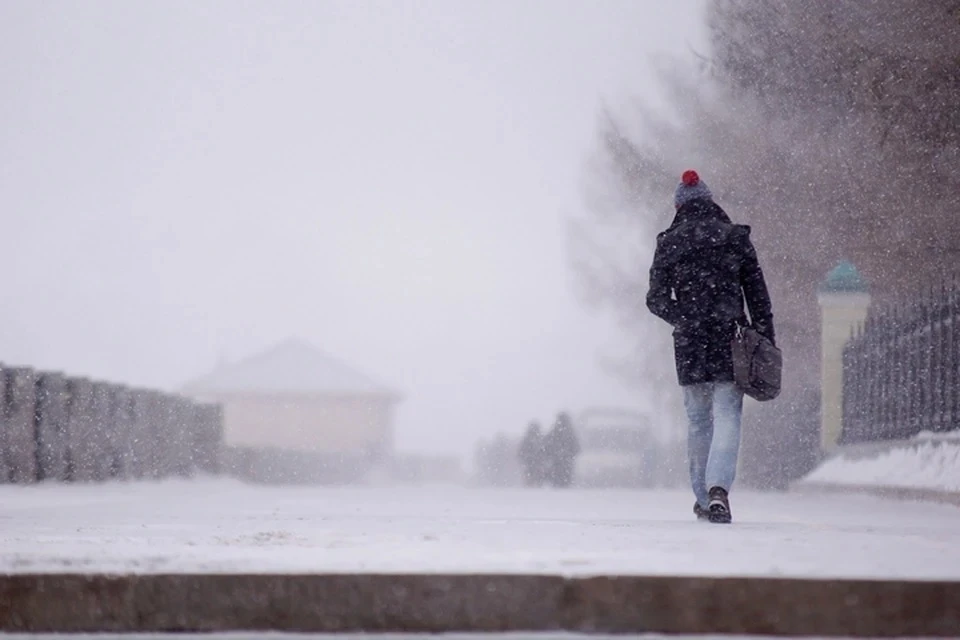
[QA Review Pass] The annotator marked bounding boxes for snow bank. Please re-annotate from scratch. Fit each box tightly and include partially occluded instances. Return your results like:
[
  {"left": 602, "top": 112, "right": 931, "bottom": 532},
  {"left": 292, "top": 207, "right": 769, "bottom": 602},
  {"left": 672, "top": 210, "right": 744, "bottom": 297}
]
[{"left": 805, "top": 438, "right": 960, "bottom": 493}]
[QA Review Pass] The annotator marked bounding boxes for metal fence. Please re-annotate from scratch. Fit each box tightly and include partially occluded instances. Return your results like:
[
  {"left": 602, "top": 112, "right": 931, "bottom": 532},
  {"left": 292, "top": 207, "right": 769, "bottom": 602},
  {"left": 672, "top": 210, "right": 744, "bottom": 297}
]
[
  {"left": 841, "top": 284, "right": 960, "bottom": 444},
  {"left": 0, "top": 365, "right": 223, "bottom": 484}
]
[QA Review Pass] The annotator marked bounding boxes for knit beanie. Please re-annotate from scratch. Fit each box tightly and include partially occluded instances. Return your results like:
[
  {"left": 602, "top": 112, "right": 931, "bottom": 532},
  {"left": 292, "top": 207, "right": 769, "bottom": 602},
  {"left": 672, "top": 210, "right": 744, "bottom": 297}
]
[{"left": 674, "top": 170, "right": 713, "bottom": 209}]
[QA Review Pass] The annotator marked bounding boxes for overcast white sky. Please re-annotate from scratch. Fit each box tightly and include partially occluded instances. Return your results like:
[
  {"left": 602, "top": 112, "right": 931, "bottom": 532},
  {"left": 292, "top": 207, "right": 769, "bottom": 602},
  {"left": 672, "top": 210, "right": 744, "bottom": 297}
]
[{"left": 1, "top": 1, "right": 707, "bottom": 457}]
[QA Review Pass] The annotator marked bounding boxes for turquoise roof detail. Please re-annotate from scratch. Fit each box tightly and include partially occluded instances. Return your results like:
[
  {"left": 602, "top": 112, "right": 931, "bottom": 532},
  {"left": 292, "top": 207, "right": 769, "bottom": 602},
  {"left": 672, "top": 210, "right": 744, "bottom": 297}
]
[{"left": 820, "top": 260, "right": 868, "bottom": 293}]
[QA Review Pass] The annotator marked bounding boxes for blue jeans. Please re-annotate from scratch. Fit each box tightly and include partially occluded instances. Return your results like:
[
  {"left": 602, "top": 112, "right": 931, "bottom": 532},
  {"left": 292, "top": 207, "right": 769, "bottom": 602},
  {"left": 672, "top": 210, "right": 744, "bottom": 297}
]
[{"left": 683, "top": 381, "right": 744, "bottom": 508}]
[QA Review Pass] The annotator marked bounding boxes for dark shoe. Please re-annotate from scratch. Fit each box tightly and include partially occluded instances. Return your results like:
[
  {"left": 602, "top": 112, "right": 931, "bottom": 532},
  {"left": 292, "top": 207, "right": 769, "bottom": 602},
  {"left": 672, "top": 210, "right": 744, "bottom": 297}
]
[
  {"left": 694, "top": 502, "right": 710, "bottom": 522},
  {"left": 707, "top": 486, "right": 732, "bottom": 524}
]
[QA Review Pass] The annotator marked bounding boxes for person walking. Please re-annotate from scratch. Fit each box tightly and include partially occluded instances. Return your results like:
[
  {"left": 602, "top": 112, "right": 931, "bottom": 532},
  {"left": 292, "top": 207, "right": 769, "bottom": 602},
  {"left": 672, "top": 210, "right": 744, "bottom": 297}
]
[{"left": 646, "top": 170, "right": 775, "bottom": 524}]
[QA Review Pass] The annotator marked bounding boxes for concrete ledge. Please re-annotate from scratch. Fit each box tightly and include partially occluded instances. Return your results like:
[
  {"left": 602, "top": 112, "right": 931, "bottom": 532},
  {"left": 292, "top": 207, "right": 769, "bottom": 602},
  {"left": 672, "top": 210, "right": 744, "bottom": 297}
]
[
  {"left": 793, "top": 481, "right": 960, "bottom": 507},
  {"left": 1, "top": 573, "right": 959, "bottom": 637}
]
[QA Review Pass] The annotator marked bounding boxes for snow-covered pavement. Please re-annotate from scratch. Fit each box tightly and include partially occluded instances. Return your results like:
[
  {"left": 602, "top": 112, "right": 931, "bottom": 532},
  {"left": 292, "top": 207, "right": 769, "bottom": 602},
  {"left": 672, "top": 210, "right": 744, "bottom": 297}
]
[{"left": 2, "top": 479, "right": 959, "bottom": 579}]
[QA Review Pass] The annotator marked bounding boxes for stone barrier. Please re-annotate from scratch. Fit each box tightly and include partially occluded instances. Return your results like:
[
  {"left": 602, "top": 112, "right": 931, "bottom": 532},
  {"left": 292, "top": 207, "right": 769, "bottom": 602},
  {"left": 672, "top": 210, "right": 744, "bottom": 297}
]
[
  {"left": 66, "top": 377, "right": 97, "bottom": 482},
  {"left": 173, "top": 395, "right": 196, "bottom": 477},
  {"left": 193, "top": 403, "right": 223, "bottom": 475},
  {"left": 0, "top": 364, "right": 7, "bottom": 483},
  {"left": 153, "top": 394, "right": 177, "bottom": 478},
  {"left": 0, "top": 573, "right": 957, "bottom": 637},
  {"left": 127, "top": 388, "right": 154, "bottom": 479},
  {"left": 35, "top": 372, "right": 70, "bottom": 482},
  {"left": 90, "top": 381, "right": 116, "bottom": 481},
  {"left": 2, "top": 367, "right": 38, "bottom": 483},
  {"left": 0, "top": 365, "right": 223, "bottom": 485},
  {"left": 112, "top": 386, "right": 134, "bottom": 480}
]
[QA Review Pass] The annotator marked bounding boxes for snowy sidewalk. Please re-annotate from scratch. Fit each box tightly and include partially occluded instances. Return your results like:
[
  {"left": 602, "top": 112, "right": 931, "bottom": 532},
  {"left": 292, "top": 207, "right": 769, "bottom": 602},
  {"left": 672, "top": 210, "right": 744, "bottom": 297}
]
[{"left": 2, "top": 479, "right": 960, "bottom": 579}]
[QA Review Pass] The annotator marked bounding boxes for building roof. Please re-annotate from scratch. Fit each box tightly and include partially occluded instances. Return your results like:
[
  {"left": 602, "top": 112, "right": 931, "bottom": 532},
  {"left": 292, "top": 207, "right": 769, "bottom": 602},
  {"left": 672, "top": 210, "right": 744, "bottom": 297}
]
[
  {"left": 183, "top": 338, "right": 399, "bottom": 398},
  {"left": 820, "top": 260, "right": 868, "bottom": 293}
]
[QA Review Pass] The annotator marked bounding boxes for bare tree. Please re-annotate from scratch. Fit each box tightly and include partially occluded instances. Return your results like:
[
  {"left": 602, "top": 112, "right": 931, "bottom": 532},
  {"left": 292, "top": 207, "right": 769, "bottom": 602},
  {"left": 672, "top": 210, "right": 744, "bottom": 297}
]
[{"left": 573, "top": 0, "right": 960, "bottom": 488}]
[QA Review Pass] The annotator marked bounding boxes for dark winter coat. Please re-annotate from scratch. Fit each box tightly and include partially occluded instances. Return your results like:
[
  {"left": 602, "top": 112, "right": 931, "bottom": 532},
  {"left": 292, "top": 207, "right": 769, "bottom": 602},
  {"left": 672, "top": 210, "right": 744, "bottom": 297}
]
[{"left": 646, "top": 198, "right": 774, "bottom": 387}]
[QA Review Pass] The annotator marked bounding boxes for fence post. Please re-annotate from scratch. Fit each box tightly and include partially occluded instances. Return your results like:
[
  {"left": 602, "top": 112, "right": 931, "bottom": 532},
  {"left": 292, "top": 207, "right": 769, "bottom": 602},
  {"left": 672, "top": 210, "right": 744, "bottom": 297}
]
[
  {"left": 874, "top": 312, "right": 884, "bottom": 442},
  {"left": 932, "top": 286, "right": 945, "bottom": 433},
  {"left": 850, "top": 319, "right": 865, "bottom": 446},
  {"left": 951, "top": 282, "right": 959, "bottom": 431},
  {"left": 877, "top": 312, "right": 891, "bottom": 439},
  {"left": 920, "top": 295, "right": 929, "bottom": 436},
  {"left": 886, "top": 312, "right": 898, "bottom": 438},
  {"left": 917, "top": 300, "right": 928, "bottom": 436},
  {"left": 852, "top": 328, "right": 866, "bottom": 443},
  {"left": 923, "top": 291, "right": 935, "bottom": 435},
  {"left": 841, "top": 341, "right": 854, "bottom": 444},
  {"left": 4, "top": 367, "right": 39, "bottom": 484},
  {"left": 869, "top": 314, "right": 878, "bottom": 442},
  {"left": 865, "top": 314, "right": 877, "bottom": 443},
  {"left": 894, "top": 305, "right": 907, "bottom": 437},
  {"left": 885, "top": 308, "right": 896, "bottom": 438},
  {"left": 35, "top": 372, "right": 70, "bottom": 482},
  {"left": 908, "top": 310, "right": 921, "bottom": 436},
  {"left": 887, "top": 311, "right": 899, "bottom": 439},
  {"left": 853, "top": 333, "right": 864, "bottom": 442}
]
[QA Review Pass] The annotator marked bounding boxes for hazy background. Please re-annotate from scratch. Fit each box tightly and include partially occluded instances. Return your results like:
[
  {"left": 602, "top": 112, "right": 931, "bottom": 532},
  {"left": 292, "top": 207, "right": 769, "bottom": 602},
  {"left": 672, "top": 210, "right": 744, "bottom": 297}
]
[{"left": 0, "top": 1, "right": 707, "bottom": 457}]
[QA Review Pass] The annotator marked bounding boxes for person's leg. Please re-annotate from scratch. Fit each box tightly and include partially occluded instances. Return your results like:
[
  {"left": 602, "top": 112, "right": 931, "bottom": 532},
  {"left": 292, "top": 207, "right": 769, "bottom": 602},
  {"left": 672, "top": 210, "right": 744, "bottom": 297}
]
[
  {"left": 683, "top": 383, "right": 714, "bottom": 509},
  {"left": 705, "top": 381, "right": 744, "bottom": 492}
]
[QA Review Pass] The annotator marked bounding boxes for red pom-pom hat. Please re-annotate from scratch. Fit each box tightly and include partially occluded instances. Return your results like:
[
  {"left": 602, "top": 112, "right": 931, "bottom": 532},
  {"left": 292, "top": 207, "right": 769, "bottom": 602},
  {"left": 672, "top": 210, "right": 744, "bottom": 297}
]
[
  {"left": 674, "top": 169, "right": 713, "bottom": 208},
  {"left": 681, "top": 170, "right": 700, "bottom": 186}
]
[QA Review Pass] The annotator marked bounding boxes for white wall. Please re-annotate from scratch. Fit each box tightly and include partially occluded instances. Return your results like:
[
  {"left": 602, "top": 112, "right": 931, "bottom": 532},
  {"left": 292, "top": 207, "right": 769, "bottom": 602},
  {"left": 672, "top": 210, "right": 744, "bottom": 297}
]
[
  {"left": 818, "top": 291, "right": 871, "bottom": 451},
  {"left": 200, "top": 392, "right": 394, "bottom": 455}
]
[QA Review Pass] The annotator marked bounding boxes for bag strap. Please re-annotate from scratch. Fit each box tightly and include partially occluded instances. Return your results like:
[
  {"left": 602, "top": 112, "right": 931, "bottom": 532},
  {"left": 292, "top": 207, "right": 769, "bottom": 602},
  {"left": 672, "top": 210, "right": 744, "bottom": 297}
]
[{"left": 734, "top": 321, "right": 745, "bottom": 339}]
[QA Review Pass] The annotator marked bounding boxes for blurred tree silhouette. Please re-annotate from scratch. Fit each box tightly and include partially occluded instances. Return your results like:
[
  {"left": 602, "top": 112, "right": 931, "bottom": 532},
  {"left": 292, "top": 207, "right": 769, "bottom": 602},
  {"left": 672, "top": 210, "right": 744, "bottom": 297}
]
[{"left": 573, "top": 0, "right": 960, "bottom": 489}]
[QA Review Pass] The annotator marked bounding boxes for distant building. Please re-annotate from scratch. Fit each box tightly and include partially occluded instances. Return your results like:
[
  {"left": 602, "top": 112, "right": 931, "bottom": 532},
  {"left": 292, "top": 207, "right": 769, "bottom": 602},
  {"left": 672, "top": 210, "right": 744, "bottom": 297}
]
[{"left": 182, "top": 338, "right": 400, "bottom": 483}]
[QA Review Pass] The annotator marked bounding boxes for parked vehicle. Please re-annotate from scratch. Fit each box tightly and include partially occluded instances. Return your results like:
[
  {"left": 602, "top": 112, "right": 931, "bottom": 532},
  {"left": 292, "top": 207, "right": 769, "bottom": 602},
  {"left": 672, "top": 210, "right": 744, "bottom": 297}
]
[{"left": 573, "top": 408, "right": 659, "bottom": 488}]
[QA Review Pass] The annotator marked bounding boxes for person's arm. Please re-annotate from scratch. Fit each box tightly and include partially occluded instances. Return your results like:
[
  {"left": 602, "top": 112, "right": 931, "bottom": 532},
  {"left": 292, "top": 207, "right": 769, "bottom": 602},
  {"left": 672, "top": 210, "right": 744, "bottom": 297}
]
[
  {"left": 646, "top": 239, "right": 682, "bottom": 326},
  {"left": 739, "top": 230, "right": 775, "bottom": 344}
]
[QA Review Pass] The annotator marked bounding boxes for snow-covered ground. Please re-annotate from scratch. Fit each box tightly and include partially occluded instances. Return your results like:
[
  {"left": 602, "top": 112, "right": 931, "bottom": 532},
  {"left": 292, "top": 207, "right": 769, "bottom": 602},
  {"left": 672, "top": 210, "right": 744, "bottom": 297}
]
[
  {"left": 2, "top": 478, "right": 960, "bottom": 579},
  {"left": 803, "top": 433, "right": 960, "bottom": 493}
]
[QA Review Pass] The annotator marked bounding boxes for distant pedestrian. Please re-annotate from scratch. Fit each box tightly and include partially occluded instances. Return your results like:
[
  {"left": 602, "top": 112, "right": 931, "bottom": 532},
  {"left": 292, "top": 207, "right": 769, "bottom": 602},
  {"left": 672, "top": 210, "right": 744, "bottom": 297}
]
[
  {"left": 518, "top": 422, "right": 546, "bottom": 487},
  {"left": 544, "top": 412, "right": 580, "bottom": 488},
  {"left": 646, "top": 170, "right": 775, "bottom": 524}
]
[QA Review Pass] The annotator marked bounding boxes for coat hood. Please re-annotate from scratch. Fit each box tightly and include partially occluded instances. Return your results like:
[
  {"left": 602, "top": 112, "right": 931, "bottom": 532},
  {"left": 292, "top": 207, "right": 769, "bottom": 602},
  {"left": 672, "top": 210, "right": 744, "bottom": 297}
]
[{"left": 657, "top": 199, "right": 750, "bottom": 262}]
